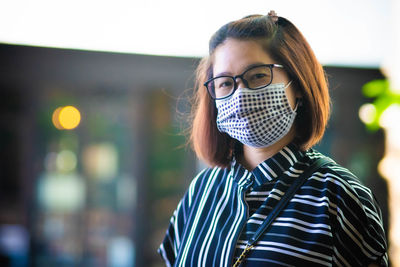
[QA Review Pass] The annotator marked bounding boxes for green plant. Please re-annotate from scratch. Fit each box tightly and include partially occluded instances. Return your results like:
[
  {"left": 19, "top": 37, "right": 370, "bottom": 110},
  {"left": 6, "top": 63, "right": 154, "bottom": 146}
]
[{"left": 359, "top": 79, "right": 400, "bottom": 131}]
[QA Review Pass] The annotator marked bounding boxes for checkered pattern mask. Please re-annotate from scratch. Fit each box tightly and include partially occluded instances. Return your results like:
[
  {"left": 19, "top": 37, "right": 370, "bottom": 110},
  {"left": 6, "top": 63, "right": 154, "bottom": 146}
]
[{"left": 215, "top": 82, "right": 297, "bottom": 148}]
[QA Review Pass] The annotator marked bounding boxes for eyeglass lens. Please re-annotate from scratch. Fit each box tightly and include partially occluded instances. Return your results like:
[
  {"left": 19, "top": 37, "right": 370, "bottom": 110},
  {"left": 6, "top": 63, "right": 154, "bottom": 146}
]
[{"left": 208, "top": 65, "right": 273, "bottom": 99}]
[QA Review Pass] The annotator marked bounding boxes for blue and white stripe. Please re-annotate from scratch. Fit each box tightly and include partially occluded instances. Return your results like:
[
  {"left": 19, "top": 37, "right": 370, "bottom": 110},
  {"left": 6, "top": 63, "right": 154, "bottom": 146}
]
[{"left": 159, "top": 144, "right": 388, "bottom": 266}]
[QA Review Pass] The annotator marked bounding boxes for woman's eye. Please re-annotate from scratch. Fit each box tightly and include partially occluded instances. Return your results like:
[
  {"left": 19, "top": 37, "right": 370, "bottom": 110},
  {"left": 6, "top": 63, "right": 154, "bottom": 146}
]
[
  {"left": 217, "top": 80, "right": 233, "bottom": 89},
  {"left": 252, "top": 73, "right": 267, "bottom": 80},
  {"left": 221, "top": 82, "right": 232, "bottom": 87}
]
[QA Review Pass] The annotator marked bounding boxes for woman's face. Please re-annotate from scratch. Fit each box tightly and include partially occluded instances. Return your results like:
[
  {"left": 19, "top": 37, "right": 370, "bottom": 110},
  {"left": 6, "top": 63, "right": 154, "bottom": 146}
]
[{"left": 212, "top": 38, "right": 299, "bottom": 108}]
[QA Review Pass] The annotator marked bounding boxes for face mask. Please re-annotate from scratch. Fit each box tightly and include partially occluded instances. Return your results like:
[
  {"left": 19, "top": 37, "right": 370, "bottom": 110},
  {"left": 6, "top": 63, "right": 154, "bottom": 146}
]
[{"left": 215, "top": 81, "right": 297, "bottom": 148}]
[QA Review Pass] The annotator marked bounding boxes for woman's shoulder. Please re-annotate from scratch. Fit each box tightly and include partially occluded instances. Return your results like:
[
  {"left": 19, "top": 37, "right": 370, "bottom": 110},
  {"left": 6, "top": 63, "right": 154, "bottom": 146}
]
[
  {"left": 192, "top": 165, "right": 230, "bottom": 183},
  {"left": 186, "top": 165, "right": 232, "bottom": 196},
  {"left": 304, "top": 149, "right": 387, "bottom": 264},
  {"left": 305, "top": 149, "right": 362, "bottom": 182},
  {"left": 304, "top": 149, "right": 379, "bottom": 212}
]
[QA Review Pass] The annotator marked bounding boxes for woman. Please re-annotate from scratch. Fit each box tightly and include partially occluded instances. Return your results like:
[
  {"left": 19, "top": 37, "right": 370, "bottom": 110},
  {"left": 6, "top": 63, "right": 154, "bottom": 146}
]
[{"left": 159, "top": 11, "right": 388, "bottom": 266}]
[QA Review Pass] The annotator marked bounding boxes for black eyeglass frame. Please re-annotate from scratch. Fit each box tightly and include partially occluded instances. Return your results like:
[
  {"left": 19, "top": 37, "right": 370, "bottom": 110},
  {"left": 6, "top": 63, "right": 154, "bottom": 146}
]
[{"left": 204, "top": 64, "right": 284, "bottom": 100}]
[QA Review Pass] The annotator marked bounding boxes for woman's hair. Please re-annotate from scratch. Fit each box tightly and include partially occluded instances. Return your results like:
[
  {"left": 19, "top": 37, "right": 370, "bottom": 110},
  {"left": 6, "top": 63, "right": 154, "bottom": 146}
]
[{"left": 190, "top": 14, "right": 331, "bottom": 167}]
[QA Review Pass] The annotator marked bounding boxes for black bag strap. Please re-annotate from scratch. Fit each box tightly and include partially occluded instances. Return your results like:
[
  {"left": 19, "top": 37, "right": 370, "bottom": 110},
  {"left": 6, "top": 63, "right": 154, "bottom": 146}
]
[{"left": 233, "top": 156, "right": 333, "bottom": 267}]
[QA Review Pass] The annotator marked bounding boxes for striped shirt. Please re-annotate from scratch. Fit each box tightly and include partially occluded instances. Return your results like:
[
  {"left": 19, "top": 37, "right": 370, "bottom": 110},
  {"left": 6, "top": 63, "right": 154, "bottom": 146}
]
[{"left": 159, "top": 144, "right": 388, "bottom": 266}]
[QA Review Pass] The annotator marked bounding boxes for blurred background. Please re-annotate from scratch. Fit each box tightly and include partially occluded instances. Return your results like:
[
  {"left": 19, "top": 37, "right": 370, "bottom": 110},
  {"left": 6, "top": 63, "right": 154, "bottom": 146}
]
[{"left": 0, "top": 0, "right": 399, "bottom": 266}]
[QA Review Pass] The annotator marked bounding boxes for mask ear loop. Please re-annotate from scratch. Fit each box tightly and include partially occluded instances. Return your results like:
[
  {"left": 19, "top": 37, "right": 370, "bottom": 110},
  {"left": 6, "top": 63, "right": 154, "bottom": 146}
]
[
  {"left": 284, "top": 80, "right": 293, "bottom": 89},
  {"left": 293, "top": 98, "right": 302, "bottom": 112},
  {"left": 283, "top": 80, "right": 300, "bottom": 112}
]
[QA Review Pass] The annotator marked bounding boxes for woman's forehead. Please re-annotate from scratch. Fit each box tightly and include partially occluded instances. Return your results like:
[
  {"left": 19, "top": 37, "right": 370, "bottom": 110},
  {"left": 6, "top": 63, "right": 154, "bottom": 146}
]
[{"left": 212, "top": 39, "right": 273, "bottom": 75}]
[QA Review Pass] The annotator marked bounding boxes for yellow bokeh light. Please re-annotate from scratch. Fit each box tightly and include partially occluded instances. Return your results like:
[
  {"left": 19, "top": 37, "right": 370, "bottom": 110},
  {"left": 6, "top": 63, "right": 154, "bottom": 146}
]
[
  {"left": 52, "top": 107, "right": 64, "bottom": 130},
  {"left": 59, "top": 106, "right": 81, "bottom": 130},
  {"left": 52, "top": 106, "right": 81, "bottom": 130}
]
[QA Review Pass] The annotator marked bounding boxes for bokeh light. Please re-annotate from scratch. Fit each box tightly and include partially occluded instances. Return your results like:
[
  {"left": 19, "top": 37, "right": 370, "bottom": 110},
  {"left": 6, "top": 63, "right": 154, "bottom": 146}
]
[
  {"left": 37, "top": 173, "right": 85, "bottom": 212},
  {"left": 51, "top": 107, "right": 63, "bottom": 130},
  {"left": 379, "top": 103, "right": 400, "bottom": 129},
  {"left": 56, "top": 150, "right": 77, "bottom": 173},
  {"left": 358, "top": 103, "right": 377, "bottom": 124},
  {"left": 59, "top": 106, "right": 81, "bottom": 130},
  {"left": 83, "top": 143, "right": 118, "bottom": 181},
  {"left": 52, "top": 106, "right": 81, "bottom": 130}
]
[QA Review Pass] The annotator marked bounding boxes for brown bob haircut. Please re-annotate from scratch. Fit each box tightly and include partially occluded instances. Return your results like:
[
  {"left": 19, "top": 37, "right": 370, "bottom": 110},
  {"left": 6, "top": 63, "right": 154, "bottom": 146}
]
[{"left": 190, "top": 14, "right": 330, "bottom": 167}]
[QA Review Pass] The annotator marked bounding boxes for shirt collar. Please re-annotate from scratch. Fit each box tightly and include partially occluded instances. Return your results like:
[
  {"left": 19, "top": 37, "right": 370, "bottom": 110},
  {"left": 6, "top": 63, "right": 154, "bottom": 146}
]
[{"left": 231, "top": 143, "right": 304, "bottom": 189}]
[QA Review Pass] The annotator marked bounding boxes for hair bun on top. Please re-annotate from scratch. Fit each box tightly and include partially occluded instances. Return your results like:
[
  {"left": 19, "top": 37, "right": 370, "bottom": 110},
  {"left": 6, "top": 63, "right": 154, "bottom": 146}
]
[{"left": 267, "top": 10, "right": 279, "bottom": 23}]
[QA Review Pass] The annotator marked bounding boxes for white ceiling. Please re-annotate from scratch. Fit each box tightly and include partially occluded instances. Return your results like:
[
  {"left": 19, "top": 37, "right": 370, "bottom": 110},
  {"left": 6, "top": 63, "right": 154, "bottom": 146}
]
[{"left": 0, "top": 0, "right": 396, "bottom": 68}]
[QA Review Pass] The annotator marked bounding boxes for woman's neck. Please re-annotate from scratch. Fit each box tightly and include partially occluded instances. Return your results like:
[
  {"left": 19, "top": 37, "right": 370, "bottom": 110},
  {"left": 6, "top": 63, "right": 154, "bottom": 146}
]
[{"left": 238, "top": 128, "right": 296, "bottom": 171}]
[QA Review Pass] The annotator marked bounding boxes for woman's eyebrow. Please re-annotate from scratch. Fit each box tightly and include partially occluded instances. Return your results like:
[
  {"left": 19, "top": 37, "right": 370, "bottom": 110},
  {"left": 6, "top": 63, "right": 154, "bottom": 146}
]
[
  {"left": 243, "top": 62, "right": 267, "bottom": 71},
  {"left": 214, "top": 71, "right": 232, "bottom": 77},
  {"left": 214, "top": 62, "right": 268, "bottom": 77}
]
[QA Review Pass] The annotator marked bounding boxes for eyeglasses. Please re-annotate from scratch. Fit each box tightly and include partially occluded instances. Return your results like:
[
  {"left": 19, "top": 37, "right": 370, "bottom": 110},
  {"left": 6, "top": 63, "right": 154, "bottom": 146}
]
[{"left": 204, "top": 64, "right": 284, "bottom": 100}]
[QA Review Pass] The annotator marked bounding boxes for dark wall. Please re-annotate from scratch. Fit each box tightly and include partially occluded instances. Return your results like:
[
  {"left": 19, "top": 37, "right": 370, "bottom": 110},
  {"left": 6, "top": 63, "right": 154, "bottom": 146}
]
[{"left": 0, "top": 44, "right": 198, "bottom": 90}]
